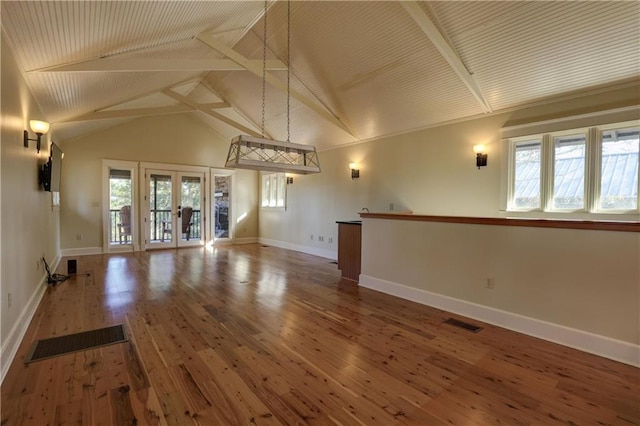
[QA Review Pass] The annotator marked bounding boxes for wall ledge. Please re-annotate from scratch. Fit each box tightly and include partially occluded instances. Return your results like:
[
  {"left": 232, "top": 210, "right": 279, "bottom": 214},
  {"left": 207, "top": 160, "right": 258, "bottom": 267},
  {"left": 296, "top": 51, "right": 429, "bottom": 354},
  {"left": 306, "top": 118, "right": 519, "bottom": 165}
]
[
  {"left": 359, "top": 274, "right": 640, "bottom": 367},
  {"left": 359, "top": 213, "right": 640, "bottom": 232}
]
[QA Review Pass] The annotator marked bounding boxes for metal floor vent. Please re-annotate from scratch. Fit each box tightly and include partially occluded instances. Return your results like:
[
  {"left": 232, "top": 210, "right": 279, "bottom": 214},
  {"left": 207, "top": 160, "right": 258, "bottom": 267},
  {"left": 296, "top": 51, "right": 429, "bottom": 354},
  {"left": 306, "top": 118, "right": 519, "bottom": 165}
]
[
  {"left": 444, "top": 318, "right": 482, "bottom": 333},
  {"left": 25, "top": 324, "right": 128, "bottom": 363}
]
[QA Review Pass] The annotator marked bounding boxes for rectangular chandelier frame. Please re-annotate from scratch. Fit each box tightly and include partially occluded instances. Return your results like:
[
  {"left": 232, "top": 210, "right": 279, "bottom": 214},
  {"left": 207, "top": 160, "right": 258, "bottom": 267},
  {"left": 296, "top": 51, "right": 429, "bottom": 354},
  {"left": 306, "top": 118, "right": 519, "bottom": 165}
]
[{"left": 225, "top": 135, "right": 321, "bottom": 174}]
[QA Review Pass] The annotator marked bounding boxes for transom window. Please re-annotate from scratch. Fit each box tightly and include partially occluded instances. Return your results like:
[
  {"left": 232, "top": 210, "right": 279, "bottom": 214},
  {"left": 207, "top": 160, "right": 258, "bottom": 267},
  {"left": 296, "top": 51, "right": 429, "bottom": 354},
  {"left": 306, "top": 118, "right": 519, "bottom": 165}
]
[{"left": 508, "top": 122, "right": 639, "bottom": 214}]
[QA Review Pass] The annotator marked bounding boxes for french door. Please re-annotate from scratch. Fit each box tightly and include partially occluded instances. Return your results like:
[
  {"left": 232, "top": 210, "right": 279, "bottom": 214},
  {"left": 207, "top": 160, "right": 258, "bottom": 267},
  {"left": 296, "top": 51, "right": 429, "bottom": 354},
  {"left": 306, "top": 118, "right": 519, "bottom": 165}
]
[
  {"left": 102, "top": 160, "right": 139, "bottom": 253},
  {"left": 211, "top": 169, "right": 234, "bottom": 243},
  {"left": 145, "top": 170, "right": 205, "bottom": 249}
]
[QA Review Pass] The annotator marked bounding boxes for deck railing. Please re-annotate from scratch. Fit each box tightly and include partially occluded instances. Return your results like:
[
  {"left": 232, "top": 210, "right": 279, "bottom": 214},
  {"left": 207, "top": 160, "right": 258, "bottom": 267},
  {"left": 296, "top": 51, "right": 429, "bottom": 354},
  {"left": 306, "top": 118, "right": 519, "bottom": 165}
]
[{"left": 109, "top": 209, "right": 202, "bottom": 244}]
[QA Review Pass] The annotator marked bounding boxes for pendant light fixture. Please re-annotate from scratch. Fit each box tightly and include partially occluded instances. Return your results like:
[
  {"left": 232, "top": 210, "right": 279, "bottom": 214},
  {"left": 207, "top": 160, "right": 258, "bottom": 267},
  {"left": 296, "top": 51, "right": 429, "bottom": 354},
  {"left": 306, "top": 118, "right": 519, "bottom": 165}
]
[{"left": 225, "top": 0, "right": 320, "bottom": 174}]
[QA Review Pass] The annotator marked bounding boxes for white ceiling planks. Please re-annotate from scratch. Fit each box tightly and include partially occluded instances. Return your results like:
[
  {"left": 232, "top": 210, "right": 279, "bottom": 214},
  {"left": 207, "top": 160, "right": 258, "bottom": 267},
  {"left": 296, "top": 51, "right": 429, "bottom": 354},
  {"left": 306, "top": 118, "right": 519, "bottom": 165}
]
[
  {"left": 1, "top": 1, "right": 264, "bottom": 71},
  {"left": 431, "top": 1, "right": 640, "bottom": 110},
  {"left": 1, "top": 1, "right": 638, "bottom": 150},
  {"left": 276, "top": 1, "right": 486, "bottom": 139},
  {"left": 1, "top": 0, "right": 268, "bottom": 141}
]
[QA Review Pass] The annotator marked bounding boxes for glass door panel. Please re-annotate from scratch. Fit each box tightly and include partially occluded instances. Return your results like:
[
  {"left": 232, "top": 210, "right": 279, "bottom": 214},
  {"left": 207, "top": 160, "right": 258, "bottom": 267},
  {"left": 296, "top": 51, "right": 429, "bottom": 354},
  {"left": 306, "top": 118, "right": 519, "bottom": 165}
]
[
  {"left": 178, "top": 173, "right": 204, "bottom": 247},
  {"left": 147, "top": 172, "right": 174, "bottom": 249},
  {"left": 108, "top": 169, "right": 133, "bottom": 246},
  {"left": 213, "top": 172, "right": 232, "bottom": 242}
]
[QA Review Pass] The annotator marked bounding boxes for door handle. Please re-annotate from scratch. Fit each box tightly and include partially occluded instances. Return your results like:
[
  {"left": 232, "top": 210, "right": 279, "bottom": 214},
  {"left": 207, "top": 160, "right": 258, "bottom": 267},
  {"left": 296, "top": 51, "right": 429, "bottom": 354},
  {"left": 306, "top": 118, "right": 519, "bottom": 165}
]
[{"left": 177, "top": 205, "right": 182, "bottom": 218}]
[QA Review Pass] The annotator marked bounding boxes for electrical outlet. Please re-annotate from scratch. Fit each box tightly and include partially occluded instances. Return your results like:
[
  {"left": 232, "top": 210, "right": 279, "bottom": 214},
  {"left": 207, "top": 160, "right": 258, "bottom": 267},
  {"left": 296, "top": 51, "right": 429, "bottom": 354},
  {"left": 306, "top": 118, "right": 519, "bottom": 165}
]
[
  {"left": 319, "top": 236, "right": 324, "bottom": 242},
  {"left": 310, "top": 234, "right": 314, "bottom": 240},
  {"left": 389, "top": 203, "right": 395, "bottom": 211},
  {"left": 486, "top": 278, "right": 495, "bottom": 289},
  {"left": 7, "top": 293, "right": 12, "bottom": 308},
  {"left": 328, "top": 237, "right": 333, "bottom": 244},
  {"left": 76, "top": 233, "right": 83, "bottom": 241}
]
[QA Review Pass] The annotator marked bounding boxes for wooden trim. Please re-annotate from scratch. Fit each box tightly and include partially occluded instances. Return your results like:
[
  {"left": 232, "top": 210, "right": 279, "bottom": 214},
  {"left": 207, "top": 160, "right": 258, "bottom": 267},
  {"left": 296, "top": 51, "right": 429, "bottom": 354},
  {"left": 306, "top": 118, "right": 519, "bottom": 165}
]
[{"left": 358, "top": 213, "right": 640, "bottom": 232}]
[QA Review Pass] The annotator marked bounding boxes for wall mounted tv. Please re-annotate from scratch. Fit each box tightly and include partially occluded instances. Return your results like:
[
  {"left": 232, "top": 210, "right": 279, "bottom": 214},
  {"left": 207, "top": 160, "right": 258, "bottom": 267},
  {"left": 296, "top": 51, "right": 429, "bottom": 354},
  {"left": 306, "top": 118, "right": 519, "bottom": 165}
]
[{"left": 40, "top": 142, "right": 63, "bottom": 192}]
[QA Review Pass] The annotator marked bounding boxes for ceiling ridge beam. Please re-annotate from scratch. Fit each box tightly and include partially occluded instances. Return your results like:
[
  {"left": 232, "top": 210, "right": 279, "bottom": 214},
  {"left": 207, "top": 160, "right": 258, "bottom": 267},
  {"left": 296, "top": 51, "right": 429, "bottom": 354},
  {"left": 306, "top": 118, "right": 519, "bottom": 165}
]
[
  {"left": 163, "top": 89, "right": 262, "bottom": 138},
  {"left": 401, "top": 1, "right": 493, "bottom": 113},
  {"left": 196, "top": 32, "right": 355, "bottom": 137},
  {"left": 31, "top": 58, "right": 287, "bottom": 73}
]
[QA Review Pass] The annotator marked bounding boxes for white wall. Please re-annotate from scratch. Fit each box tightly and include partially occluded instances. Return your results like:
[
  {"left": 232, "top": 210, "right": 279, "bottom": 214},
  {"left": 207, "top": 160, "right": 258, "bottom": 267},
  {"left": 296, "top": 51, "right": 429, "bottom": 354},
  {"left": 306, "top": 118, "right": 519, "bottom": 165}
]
[
  {"left": 59, "top": 114, "right": 259, "bottom": 251},
  {"left": 1, "top": 34, "right": 61, "bottom": 380}
]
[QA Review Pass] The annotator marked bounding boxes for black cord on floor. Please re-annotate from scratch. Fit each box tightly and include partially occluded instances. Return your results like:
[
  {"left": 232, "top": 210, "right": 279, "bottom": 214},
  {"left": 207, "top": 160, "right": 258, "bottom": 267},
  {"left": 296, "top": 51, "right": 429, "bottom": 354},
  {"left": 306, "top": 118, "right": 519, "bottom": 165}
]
[{"left": 42, "top": 257, "right": 69, "bottom": 286}]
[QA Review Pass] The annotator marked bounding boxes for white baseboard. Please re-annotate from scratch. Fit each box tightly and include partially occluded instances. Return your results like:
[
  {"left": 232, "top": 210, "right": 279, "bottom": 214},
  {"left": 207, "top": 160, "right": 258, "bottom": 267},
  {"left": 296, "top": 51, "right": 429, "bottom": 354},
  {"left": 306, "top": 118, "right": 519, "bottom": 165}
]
[
  {"left": 232, "top": 237, "right": 259, "bottom": 245},
  {"left": 60, "top": 247, "right": 103, "bottom": 257},
  {"left": 1, "top": 255, "right": 60, "bottom": 383},
  {"left": 259, "top": 238, "right": 337, "bottom": 260},
  {"left": 359, "top": 274, "right": 640, "bottom": 367}
]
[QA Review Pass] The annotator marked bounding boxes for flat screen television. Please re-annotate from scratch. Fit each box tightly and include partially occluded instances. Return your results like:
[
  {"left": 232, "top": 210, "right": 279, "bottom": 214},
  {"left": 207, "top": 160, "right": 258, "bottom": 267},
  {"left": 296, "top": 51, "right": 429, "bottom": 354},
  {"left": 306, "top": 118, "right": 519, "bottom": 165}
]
[{"left": 41, "top": 142, "right": 63, "bottom": 192}]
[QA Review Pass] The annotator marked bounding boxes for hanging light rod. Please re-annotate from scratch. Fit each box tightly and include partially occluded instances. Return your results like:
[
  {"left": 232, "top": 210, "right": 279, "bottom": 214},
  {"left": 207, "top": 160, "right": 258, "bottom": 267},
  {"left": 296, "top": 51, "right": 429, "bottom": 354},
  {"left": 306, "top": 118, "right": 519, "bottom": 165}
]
[
  {"left": 225, "top": 0, "right": 321, "bottom": 175},
  {"left": 225, "top": 135, "right": 320, "bottom": 174}
]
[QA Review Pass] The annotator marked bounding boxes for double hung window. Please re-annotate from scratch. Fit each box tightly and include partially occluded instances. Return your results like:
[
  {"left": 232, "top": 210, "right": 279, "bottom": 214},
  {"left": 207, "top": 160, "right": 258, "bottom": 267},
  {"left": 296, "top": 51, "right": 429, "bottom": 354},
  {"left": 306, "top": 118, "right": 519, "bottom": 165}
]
[{"left": 261, "top": 173, "right": 287, "bottom": 209}]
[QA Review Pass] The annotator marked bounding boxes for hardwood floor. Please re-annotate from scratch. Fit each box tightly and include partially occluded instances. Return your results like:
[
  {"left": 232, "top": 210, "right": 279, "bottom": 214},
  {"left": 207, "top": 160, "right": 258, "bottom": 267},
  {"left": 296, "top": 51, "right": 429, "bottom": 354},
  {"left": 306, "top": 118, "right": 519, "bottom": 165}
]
[{"left": 1, "top": 244, "right": 638, "bottom": 425}]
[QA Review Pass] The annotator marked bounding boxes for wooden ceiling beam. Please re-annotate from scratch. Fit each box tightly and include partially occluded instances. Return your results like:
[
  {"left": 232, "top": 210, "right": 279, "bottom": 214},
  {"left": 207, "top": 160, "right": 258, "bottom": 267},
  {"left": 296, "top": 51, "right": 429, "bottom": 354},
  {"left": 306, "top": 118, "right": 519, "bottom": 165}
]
[
  {"left": 198, "top": 80, "right": 273, "bottom": 140},
  {"left": 198, "top": 101, "right": 231, "bottom": 109},
  {"left": 401, "top": 1, "right": 493, "bottom": 113},
  {"left": 163, "top": 89, "right": 262, "bottom": 138},
  {"left": 57, "top": 77, "right": 262, "bottom": 139},
  {"left": 58, "top": 105, "right": 193, "bottom": 123},
  {"left": 31, "top": 58, "right": 288, "bottom": 73},
  {"left": 197, "top": 33, "right": 355, "bottom": 137}
]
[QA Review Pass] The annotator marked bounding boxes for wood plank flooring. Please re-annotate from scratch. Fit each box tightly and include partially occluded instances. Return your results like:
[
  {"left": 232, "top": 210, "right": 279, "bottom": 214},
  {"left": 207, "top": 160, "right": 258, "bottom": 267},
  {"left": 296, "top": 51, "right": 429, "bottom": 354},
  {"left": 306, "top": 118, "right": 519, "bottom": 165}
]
[{"left": 1, "top": 244, "right": 638, "bottom": 425}]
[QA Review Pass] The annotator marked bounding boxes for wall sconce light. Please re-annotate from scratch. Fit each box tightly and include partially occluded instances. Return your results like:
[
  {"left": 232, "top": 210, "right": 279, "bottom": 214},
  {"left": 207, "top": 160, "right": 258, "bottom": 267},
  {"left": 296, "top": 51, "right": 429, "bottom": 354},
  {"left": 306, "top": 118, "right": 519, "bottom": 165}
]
[
  {"left": 286, "top": 176, "right": 294, "bottom": 185},
  {"left": 349, "top": 162, "right": 360, "bottom": 180},
  {"left": 473, "top": 144, "right": 487, "bottom": 169},
  {"left": 24, "top": 120, "right": 50, "bottom": 153}
]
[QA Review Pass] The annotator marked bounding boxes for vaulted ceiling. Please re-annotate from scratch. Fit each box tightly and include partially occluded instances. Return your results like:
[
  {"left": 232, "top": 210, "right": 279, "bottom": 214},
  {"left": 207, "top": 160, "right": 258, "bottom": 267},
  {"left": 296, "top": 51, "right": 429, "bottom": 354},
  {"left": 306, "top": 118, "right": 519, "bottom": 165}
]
[{"left": 2, "top": 1, "right": 639, "bottom": 150}]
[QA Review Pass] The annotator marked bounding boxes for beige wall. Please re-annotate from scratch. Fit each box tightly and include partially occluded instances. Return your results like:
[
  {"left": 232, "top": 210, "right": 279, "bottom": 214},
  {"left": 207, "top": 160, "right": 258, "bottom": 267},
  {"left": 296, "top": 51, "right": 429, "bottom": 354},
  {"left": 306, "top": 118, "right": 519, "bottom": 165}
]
[
  {"left": 260, "top": 85, "right": 639, "bottom": 254},
  {"left": 260, "top": 85, "right": 639, "bottom": 352},
  {"left": 60, "top": 114, "right": 258, "bottom": 250},
  {"left": 260, "top": 117, "right": 503, "bottom": 255},
  {"left": 362, "top": 219, "right": 640, "bottom": 345},
  {"left": 1, "top": 35, "right": 60, "bottom": 356}
]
